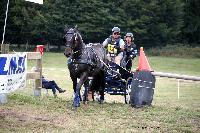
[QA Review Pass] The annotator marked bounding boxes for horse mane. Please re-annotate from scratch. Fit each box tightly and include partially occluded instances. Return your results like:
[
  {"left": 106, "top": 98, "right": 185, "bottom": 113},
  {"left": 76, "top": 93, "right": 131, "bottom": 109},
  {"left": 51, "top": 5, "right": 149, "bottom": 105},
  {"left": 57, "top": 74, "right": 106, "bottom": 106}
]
[{"left": 77, "top": 32, "right": 84, "bottom": 46}]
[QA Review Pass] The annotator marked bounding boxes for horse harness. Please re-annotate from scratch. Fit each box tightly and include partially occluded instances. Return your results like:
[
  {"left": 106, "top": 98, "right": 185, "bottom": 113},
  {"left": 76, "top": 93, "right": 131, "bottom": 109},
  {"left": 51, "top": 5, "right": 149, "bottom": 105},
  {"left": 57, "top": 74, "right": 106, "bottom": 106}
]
[
  {"left": 65, "top": 29, "right": 106, "bottom": 71},
  {"left": 68, "top": 44, "right": 103, "bottom": 69}
]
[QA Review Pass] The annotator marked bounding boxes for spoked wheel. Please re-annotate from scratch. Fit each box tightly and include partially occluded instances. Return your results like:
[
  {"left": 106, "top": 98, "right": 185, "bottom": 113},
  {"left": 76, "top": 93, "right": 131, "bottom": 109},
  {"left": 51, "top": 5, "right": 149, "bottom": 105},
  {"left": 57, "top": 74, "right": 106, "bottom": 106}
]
[{"left": 124, "top": 77, "right": 133, "bottom": 104}]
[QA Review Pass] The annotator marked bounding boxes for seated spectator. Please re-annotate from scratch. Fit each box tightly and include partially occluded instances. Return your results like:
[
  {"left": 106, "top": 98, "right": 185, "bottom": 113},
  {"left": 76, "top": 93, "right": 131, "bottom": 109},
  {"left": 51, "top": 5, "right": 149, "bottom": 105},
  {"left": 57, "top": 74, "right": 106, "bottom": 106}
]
[{"left": 42, "top": 76, "right": 66, "bottom": 97}]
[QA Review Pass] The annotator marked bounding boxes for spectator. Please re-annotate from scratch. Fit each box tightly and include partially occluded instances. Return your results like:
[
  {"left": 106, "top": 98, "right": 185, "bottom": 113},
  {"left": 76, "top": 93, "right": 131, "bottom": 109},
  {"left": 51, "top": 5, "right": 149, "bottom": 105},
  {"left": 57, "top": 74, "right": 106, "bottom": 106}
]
[{"left": 42, "top": 76, "right": 66, "bottom": 97}]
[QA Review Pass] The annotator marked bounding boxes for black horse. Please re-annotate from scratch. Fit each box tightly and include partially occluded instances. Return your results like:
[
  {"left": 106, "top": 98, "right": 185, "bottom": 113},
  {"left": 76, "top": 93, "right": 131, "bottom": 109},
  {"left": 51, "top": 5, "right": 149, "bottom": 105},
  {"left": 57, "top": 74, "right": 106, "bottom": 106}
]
[{"left": 63, "top": 26, "right": 107, "bottom": 108}]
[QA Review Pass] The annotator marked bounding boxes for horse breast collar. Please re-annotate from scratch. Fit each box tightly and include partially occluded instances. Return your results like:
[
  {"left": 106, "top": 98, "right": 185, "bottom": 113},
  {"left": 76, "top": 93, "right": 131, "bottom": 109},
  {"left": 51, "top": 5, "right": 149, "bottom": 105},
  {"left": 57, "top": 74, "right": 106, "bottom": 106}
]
[
  {"left": 68, "top": 46, "right": 97, "bottom": 67},
  {"left": 68, "top": 58, "right": 96, "bottom": 67}
]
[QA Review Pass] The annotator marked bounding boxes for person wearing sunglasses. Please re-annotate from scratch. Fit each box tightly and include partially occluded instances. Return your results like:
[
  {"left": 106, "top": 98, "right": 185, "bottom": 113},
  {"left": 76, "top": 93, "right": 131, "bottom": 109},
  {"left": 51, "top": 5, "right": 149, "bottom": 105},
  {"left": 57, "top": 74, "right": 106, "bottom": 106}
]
[
  {"left": 102, "top": 27, "right": 125, "bottom": 65},
  {"left": 123, "top": 32, "right": 138, "bottom": 71}
]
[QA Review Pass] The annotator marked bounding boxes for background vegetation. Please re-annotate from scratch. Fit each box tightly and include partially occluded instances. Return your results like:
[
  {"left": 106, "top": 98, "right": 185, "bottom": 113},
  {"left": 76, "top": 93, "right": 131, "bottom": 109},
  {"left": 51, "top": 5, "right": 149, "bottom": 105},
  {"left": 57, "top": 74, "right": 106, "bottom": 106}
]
[{"left": 0, "top": 0, "right": 200, "bottom": 49}]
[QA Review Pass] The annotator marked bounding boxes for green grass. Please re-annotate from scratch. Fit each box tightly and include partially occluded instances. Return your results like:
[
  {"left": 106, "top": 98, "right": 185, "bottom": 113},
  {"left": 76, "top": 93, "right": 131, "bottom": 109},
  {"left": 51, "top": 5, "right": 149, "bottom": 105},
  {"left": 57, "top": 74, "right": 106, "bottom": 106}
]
[
  {"left": 149, "top": 56, "right": 200, "bottom": 75},
  {"left": 147, "top": 44, "right": 200, "bottom": 58},
  {"left": 132, "top": 55, "right": 200, "bottom": 76},
  {"left": 1, "top": 52, "right": 200, "bottom": 133}
]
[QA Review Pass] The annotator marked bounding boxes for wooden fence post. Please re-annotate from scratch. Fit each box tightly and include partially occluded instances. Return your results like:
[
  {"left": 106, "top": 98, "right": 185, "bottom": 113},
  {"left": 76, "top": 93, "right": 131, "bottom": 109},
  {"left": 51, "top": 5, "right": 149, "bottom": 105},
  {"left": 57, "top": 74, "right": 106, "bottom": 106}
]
[
  {"left": 33, "top": 47, "right": 42, "bottom": 97},
  {"left": 1, "top": 43, "right": 9, "bottom": 54},
  {"left": 26, "top": 52, "right": 42, "bottom": 96}
]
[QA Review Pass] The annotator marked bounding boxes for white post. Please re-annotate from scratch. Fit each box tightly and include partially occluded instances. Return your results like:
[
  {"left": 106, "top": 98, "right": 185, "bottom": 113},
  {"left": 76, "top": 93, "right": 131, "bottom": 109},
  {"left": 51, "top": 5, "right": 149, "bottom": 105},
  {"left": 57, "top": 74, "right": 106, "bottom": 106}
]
[
  {"left": 1, "top": 0, "right": 10, "bottom": 44},
  {"left": 177, "top": 79, "right": 180, "bottom": 99},
  {"left": 0, "top": 93, "right": 8, "bottom": 104}
]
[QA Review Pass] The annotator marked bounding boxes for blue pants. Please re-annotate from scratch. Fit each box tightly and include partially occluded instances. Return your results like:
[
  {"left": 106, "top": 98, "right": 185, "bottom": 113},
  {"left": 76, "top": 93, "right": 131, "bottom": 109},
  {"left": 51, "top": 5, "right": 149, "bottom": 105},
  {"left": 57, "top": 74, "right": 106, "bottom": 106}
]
[{"left": 42, "top": 80, "right": 60, "bottom": 94}]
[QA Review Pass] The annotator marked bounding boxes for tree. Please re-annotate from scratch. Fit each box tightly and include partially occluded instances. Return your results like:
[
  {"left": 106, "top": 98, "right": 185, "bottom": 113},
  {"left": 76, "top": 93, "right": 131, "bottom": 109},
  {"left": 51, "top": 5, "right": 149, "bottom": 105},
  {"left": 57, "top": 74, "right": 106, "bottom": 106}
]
[
  {"left": 182, "top": 0, "right": 200, "bottom": 45},
  {"left": 0, "top": 0, "right": 193, "bottom": 48},
  {"left": 122, "top": 0, "right": 184, "bottom": 47}
]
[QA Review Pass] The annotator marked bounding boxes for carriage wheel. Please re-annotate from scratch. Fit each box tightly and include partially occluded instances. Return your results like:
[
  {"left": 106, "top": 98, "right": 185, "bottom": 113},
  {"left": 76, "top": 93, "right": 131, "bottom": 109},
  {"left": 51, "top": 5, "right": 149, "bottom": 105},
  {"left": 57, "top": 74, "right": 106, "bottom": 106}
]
[{"left": 124, "top": 77, "right": 133, "bottom": 104}]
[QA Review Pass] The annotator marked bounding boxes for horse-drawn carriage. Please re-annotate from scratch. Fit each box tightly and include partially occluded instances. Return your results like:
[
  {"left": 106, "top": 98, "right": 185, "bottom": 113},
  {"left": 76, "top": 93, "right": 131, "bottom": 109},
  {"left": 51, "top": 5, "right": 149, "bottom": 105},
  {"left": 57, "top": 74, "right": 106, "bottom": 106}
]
[{"left": 63, "top": 26, "right": 155, "bottom": 108}]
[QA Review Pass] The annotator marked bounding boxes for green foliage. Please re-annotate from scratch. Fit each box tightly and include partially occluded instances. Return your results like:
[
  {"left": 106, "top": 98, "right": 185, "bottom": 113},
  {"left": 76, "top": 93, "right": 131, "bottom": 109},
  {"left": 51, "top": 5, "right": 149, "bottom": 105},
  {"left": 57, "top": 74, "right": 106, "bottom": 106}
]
[
  {"left": 182, "top": 0, "right": 200, "bottom": 45},
  {"left": 0, "top": 0, "right": 198, "bottom": 48},
  {"left": 123, "top": 0, "right": 184, "bottom": 47}
]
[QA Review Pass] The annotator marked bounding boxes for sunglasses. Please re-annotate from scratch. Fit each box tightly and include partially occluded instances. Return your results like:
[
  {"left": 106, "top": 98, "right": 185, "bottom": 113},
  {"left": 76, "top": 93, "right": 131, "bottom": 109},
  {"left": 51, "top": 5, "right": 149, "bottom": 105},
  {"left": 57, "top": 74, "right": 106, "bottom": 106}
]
[
  {"left": 126, "top": 35, "right": 131, "bottom": 37},
  {"left": 114, "top": 32, "right": 120, "bottom": 35}
]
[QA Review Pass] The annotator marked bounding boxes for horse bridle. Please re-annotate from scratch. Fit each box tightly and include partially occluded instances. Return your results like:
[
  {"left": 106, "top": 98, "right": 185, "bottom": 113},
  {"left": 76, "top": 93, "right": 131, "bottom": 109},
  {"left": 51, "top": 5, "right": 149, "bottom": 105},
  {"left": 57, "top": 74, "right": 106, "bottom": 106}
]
[
  {"left": 65, "top": 29, "right": 82, "bottom": 56},
  {"left": 65, "top": 31, "right": 78, "bottom": 48}
]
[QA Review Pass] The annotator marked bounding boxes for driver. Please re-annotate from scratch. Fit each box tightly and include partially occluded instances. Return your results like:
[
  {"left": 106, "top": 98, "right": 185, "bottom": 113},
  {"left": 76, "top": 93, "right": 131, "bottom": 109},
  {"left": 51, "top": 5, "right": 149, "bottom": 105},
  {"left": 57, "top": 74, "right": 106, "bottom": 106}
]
[{"left": 102, "top": 27, "right": 125, "bottom": 65}]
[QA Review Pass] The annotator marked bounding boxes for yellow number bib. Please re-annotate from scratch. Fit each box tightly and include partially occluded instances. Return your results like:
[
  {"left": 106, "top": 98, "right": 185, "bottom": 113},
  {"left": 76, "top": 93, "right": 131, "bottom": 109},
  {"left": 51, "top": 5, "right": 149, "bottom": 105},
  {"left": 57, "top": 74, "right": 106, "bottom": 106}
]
[{"left": 107, "top": 44, "right": 117, "bottom": 54}]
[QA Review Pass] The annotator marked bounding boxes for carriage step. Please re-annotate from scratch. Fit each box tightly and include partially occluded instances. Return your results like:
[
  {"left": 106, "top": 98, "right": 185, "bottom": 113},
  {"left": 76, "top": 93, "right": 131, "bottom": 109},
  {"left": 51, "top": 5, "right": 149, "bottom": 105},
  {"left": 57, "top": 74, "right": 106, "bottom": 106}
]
[
  {"left": 109, "top": 93, "right": 125, "bottom": 95},
  {"left": 106, "top": 91, "right": 128, "bottom": 95},
  {"left": 88, "top": 77, "right": 93, "bottom": 80}
]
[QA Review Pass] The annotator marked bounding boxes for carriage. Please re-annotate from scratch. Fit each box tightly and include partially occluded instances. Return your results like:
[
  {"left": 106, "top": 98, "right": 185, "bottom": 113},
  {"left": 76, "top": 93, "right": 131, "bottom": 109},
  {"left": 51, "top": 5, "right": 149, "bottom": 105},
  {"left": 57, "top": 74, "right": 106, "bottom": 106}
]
[
  {"left": 102, "top": 45, "right": 155, "bottom": 107},
  {"left": 104, "top": 60, "right": 155, "bottom": 107},
  {"left": 104, "top": 61, "right": 134, "bottom": 104}
]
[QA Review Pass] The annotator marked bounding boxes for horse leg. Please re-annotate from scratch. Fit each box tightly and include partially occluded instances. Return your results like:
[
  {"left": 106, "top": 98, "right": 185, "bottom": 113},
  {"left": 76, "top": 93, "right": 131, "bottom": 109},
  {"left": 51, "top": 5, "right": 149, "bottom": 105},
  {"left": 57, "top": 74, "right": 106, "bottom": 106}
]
[
  {"left": 92, "top": 91, "right": 95, "bottom": 101},
  {"left": 99, "top": 71, "right": 105, "bottom": 104},
  {"left": 73, "top": 72, "right": 88, "bottom": 108},
  {"left": 79, "top": 90, "right": 82, "bottom": 101},
  {"left": 89, "top": 76, "right": 97, "bottom": 101},
  {"left": 71, "top": 77, "right": 77, "bottom": 96},
  {"left": 71, "top": 77, "right": 82, "bottom": 101},
  {"left": 83, "top": 80, "right": 90, "bottom": 104}
]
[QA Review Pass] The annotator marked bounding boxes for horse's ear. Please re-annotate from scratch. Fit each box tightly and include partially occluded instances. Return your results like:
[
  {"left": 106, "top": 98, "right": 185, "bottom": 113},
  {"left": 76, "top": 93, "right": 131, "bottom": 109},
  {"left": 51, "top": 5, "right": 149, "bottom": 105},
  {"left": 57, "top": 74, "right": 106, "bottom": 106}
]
[
  {"left": 74, "top": 25, "right": 78, "bottom": 31},
  {"left": 64, "top": 25, "right": 69, "bottom": 32}
]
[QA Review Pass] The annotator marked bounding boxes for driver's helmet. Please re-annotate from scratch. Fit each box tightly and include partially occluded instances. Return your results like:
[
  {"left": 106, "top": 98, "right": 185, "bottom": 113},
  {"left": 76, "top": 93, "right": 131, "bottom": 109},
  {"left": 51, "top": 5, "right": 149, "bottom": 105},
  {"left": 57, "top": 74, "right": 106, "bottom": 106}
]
[
  {"left": 112, "top": 27, "right": 120, "bottom": 33},
  {"left": 125, "top": 32, "right": 134, "bottom": 38}
]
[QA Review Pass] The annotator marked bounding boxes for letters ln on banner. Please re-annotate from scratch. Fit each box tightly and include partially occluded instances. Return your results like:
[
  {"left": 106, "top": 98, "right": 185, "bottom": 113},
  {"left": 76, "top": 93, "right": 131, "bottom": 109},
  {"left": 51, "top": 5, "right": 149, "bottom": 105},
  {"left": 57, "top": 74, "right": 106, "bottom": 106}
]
[
  {"left": 0, "top": 53, "right": 27, "bottom": 93},
  {"left": 25, "top": 0, "right": 43, "bottom": 4}
]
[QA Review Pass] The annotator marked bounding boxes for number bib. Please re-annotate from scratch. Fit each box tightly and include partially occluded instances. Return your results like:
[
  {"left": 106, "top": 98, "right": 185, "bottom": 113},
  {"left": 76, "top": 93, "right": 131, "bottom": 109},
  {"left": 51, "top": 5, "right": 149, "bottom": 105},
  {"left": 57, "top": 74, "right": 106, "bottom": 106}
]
[{"left": 107, "top": 44, "right": 117, "bottom": 54}]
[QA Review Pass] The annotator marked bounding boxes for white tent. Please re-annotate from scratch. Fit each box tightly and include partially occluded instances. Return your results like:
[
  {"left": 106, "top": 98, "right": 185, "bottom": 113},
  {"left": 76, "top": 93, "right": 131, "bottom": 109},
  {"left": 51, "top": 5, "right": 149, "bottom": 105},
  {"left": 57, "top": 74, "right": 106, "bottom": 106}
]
[{"left": 25, "top": 0, "right": 43, "bottom": 4}]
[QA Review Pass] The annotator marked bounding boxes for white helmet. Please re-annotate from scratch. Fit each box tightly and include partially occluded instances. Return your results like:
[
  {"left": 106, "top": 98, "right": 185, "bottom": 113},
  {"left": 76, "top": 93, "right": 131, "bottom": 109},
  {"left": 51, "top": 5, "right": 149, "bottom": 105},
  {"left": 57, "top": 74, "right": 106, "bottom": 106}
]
[{"left": 112, "top": 27, "right": 120, "bottom": 33}]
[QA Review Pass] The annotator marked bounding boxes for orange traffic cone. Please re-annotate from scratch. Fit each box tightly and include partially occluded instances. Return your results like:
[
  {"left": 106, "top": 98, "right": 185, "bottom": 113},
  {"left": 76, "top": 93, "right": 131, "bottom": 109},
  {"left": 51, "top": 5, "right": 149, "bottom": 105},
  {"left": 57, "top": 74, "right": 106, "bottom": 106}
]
[{"left": 136, "top": 47, "right": 153, "bottom": 71}]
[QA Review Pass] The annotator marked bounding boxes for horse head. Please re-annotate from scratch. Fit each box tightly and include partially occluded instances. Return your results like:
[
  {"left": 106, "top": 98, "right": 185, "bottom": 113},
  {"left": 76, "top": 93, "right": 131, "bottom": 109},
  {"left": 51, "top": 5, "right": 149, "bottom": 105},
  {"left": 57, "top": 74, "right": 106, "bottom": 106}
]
[{"left": 63, "top": 26, "right": 83, "bottom": 57}]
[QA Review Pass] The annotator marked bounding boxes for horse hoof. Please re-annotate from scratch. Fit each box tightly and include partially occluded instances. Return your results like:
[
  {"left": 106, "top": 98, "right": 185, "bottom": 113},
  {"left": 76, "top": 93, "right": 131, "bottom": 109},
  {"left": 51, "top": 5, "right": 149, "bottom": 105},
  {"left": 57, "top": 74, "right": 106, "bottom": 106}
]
[
  {"left": 72, "top": 106, "right": 78, "bottom": 111},
  {"left": 73, "top": 102, "right": 80, "bottom": 108},
  {"left": 99, "top": 100, "right": 105, "bottom": 104}
]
